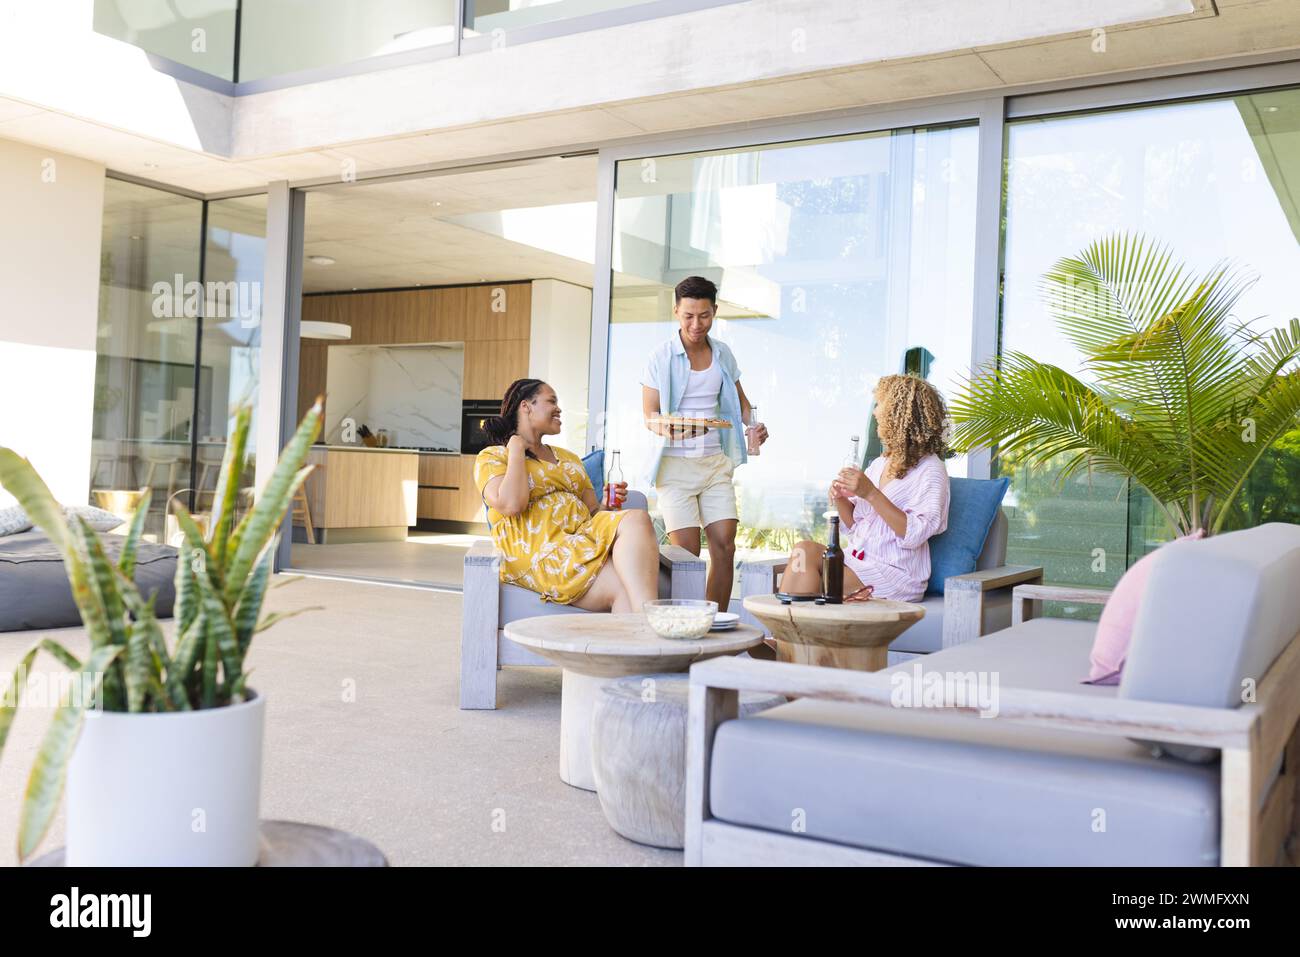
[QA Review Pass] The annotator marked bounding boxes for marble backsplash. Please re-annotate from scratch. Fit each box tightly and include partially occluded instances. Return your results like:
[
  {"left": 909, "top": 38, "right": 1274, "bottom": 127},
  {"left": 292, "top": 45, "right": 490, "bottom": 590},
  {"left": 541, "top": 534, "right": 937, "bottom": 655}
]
[{"left": 324, "top": 343, "right": 464, "bottom": 448}]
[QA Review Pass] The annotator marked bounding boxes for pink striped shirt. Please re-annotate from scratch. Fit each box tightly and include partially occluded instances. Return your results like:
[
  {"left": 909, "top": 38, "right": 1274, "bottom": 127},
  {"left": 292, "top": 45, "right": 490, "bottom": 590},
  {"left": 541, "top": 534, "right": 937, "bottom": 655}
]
[{"left": 843, "top": 454, "right": 950, "bottom": 602}]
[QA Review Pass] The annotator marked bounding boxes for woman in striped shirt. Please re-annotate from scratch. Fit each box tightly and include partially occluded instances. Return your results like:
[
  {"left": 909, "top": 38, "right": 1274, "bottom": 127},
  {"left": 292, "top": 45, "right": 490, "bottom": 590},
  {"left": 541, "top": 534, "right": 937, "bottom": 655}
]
[{"left": 781, "top": 374, "right": 951, "bottom": 603}]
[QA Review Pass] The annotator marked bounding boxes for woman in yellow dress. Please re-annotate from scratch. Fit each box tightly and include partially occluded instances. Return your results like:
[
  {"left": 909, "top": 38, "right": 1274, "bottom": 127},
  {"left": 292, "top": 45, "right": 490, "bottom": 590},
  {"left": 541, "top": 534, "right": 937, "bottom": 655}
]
[{"left": 474, "top": 378, "right": 660, "bottom": 612}]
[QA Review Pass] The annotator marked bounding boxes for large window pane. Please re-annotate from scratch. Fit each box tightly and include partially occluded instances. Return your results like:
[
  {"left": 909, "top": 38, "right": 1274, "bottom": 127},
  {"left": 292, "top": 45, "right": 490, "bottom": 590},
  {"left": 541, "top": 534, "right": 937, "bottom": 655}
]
[
  {"left": 239, "top": 0, "right": 456, "bottom": 81},
  {"left": 92, "top": 180, "right": 204, "bottom": 542},
  {"left": 94, "top": 0, "right": 237, "bottom": 80},
  {"left": 198, "top": 196, "right": 267, "bottom": 517},
  {"left": 605, "top": 125, "right": 978, "bottom": 559},
  {"left": 1001, "top": 89, "right": 1300, "bottom": 607}
]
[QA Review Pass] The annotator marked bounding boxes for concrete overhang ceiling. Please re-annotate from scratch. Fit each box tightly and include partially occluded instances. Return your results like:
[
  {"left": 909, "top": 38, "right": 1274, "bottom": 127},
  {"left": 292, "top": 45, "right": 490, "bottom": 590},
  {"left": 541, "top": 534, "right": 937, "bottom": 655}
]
[{"left": 4, "top": 0, "right": 1293, "bottom": 197}]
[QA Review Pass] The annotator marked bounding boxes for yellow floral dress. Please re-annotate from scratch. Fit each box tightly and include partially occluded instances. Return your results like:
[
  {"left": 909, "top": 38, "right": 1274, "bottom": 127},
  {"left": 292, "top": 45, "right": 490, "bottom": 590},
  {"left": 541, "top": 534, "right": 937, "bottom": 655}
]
[{"left": 474, "top": 444, "right": 627, "bottom": 604}]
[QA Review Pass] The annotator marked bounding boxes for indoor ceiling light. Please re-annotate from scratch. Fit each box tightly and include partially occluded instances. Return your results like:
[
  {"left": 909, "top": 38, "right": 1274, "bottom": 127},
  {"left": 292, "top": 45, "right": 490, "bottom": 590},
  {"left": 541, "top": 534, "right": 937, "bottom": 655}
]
[
  {"left": 300, "top": 321, "right": 352, "bottom": 340},
  {"left": 308, "top": 255, "right": 336, "bottom": 266}
]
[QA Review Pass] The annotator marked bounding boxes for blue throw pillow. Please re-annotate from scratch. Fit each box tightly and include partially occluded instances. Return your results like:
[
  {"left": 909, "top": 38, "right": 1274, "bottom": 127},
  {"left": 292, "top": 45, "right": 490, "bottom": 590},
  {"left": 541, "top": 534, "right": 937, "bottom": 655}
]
[
  {"left": 581, "top": 449, "right": 605, "bottom": 492},
  {"left": 925, "top": 476, "right": 1009, "bottom": 596}
]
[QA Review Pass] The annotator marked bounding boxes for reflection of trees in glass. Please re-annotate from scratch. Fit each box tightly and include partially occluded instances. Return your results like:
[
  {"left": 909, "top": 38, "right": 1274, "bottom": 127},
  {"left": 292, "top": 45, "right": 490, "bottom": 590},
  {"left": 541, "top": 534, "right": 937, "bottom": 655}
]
[
  {"left": 999, "top": 449, "right": 1127, "bottom": 579},
  {"left": 1222, "top": 425, "right": 1300, "bottom": 530}
]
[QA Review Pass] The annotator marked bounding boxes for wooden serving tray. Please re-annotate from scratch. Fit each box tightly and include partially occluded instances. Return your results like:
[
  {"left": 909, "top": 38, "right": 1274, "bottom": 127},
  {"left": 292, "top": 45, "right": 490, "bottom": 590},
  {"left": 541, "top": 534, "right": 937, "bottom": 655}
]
[{"left": 649, "top": 415, "right": 733, "bottom": 429}]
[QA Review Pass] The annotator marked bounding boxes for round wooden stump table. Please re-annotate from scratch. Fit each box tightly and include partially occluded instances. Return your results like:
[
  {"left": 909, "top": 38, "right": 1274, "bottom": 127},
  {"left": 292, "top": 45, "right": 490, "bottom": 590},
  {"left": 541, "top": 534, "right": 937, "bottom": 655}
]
[
  {"left": 592, "top": 674, "right": 785, "bottom": 848},
  {"left": 502, "top": 613, "right": 763, "bottom": 791},
  {"left": 742, "top": 594, "right": 924, "bottom": 672}
]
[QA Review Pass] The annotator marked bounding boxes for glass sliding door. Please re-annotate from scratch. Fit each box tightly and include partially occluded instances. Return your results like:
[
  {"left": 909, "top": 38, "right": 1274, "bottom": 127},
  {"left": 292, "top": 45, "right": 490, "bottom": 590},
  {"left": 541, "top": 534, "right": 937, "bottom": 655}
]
[
  {"left": 1000, "top": 88, "right": 1300, "bottom": 605},
  {"left": 92, "top": 181, "right": 268, "bottom": 543},
  {"left": 196, "top": 195, "right": 268, "bottom": 518},
  {"left": 93, "top": 179, "right": 204, "bottom": 541},
  {"left": 604, "top": 124, "right": 979, "bottom": 558}
]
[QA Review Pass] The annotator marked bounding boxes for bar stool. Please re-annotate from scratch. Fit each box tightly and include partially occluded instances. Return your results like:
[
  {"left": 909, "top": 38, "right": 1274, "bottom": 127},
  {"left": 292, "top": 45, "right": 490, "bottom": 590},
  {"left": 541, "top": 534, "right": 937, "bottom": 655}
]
[
  {"left": 138, "top": 444, "right": 185, "bottom": 504},
  {"left": 292, "top": 486, "right": 315, "bottom": 545},
  {"left": 196, "top": 444, "right": 226, "bottom": 506}
]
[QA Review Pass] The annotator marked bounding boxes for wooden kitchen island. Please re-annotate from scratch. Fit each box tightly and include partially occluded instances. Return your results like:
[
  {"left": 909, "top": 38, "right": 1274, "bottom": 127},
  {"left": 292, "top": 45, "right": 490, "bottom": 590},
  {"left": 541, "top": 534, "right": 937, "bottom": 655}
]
[{"left": 297, "top": 446, "right": 419, "bottom": 543}]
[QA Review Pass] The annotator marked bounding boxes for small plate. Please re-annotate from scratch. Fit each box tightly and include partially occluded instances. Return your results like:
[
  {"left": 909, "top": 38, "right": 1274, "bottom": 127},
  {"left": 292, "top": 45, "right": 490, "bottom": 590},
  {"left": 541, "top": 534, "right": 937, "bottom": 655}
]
[{"left": 711, "top": 612, "right": 740, "bottom": 630}]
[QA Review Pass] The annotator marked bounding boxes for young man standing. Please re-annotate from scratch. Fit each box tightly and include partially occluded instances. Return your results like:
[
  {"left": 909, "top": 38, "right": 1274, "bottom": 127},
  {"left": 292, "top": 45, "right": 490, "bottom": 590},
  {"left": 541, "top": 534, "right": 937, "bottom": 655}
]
[{"left": 641, "top": 276, "right": 768, "bottom": 611}]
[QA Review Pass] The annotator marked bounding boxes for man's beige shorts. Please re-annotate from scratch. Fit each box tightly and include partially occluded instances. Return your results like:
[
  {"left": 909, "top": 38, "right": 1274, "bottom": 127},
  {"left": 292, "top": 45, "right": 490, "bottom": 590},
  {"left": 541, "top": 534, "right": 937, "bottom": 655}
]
[{"left": 654, "top": 452, "right": 738, "bottom": 533}]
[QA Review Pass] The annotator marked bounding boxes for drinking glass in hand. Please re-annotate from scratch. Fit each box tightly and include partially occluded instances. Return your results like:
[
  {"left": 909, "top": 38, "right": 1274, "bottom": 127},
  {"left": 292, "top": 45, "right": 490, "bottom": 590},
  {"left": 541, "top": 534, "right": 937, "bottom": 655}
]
[{"left": 745, "top": 406, "right": 763, "bottom": 456}]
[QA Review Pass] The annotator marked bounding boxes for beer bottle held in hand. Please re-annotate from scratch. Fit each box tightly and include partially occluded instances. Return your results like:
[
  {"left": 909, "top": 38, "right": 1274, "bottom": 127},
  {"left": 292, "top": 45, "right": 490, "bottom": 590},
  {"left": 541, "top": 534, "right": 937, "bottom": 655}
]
[
  {"left": 822, "top": 515, "right": 844, "bottom": 604},
  {"left": 605, "top": 449, "right": 623, "bottom": 509}
]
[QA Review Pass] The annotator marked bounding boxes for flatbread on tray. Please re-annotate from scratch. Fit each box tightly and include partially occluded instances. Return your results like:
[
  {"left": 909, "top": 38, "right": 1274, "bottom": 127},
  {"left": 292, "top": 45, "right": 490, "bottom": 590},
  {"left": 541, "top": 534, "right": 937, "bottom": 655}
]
[{"left": 648, "top": 415, "right": 733, "bottom": 429}]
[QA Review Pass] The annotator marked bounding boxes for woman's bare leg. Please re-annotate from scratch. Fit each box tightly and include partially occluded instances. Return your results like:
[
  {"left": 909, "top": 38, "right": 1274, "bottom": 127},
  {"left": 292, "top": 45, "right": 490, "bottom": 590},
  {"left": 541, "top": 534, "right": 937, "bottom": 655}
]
[
  {"left": 779, "top": 541, "right": 868, "bottom": 597},
  {"left": 610, "top": 510, "right": 659, "bottom": 608},
  {"left": 571, "top": 562, "right": 628, "bottom": 613},
  {"left": 780, "top": 540, "right": 824, "bottom": 595},
  {"left": 842, "top": 563, "right": 866, "bottom": 596}
]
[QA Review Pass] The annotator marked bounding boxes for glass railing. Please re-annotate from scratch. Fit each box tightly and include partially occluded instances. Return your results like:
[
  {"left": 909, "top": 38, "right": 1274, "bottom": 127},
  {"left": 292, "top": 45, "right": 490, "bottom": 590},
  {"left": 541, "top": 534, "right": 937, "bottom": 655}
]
[
  {"left": 94, "top": 0, "right": 239, "bottom": 80},
  {"left": 93, "top": 0, "right": 731, "bottom": 86},
  {"left": 239, "top": 0, "right": 457, "bottom": 82}
]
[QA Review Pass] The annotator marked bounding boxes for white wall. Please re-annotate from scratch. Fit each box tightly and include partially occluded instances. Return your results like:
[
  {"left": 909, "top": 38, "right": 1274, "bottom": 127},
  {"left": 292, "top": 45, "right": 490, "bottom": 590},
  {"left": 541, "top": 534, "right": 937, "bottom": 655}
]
[
  {"left": 0, "top": 138, "right": 105, "bottom": 507},
  {"left": 529, "top": 279, "right": 592, "bottom": 453}
]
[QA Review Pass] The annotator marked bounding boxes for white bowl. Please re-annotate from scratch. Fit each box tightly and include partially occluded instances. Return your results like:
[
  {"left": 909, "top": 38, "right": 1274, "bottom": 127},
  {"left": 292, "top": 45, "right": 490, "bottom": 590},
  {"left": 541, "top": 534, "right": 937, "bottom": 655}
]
[{"left": 643, "top": 599, "right": 718, "bottom": 640}]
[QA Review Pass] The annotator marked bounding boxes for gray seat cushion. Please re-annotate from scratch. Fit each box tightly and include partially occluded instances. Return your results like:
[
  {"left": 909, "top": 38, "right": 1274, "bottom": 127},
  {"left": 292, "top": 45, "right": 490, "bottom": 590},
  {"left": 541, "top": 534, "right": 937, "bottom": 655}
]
[
  {"left": 708, "top": 620, "right": 1220, "bottom": 865},
  {"left": 889, "top": 589, "right": 1013, "bottom": 654},
  {"left": 499, "top": 582, "right": 587, "bottom": 623},
  {"left": 0, "top": 530, "right": 177, "bottom": 632}
]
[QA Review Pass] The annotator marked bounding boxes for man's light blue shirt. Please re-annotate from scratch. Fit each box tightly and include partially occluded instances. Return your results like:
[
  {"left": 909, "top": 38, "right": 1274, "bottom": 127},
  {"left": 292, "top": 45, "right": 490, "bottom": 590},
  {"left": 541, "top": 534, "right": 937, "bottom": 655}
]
[{"left": 639, "top": 332, "right": 747, "bottom": 485}]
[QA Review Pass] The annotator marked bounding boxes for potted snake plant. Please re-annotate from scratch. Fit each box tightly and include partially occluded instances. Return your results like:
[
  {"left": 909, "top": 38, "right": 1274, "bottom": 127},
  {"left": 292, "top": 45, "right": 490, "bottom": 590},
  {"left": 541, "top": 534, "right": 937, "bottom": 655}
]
[{"left": 0, "top": 400, "right": 321, "bottom": 865}]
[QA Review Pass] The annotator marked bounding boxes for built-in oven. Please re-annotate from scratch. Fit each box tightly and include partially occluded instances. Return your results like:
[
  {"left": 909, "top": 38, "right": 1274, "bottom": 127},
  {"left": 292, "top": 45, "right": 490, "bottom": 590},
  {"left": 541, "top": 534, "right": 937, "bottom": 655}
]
[{"left": 461, "top": 400, "right": 502, "bottom": 455}]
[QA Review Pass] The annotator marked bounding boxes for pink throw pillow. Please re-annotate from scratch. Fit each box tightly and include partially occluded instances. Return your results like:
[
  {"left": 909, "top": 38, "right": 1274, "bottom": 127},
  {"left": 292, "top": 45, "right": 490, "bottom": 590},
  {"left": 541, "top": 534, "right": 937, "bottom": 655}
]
[{"left": 1084, "top": 529, "right": 1205, "bottom": 685}]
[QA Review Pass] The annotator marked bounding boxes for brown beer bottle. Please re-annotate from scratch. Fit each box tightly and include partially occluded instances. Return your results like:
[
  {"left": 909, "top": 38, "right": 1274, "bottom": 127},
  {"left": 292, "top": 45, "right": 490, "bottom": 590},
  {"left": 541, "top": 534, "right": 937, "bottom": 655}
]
[{"left": 822, "top": 516, "right": 844, "bottom": 604}]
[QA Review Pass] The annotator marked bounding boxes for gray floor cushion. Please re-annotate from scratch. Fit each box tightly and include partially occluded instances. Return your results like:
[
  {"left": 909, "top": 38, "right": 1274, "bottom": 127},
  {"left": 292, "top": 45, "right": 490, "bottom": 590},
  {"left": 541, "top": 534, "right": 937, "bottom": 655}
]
[{"left": 0, "top": 530, "right": 177, "bottom": 632}]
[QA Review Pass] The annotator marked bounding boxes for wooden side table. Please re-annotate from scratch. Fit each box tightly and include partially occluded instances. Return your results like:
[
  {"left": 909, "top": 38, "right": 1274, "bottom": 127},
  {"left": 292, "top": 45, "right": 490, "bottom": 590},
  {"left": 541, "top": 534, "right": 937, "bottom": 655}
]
[{"left": 742, "top": 594, "right": 924, "bottom": 672}]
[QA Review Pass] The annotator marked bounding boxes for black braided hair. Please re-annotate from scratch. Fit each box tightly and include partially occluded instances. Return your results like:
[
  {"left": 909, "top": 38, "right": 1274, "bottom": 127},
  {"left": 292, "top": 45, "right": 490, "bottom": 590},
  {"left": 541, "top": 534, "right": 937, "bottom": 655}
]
[{"left": 483, "top": 378, "right": 547, "bottom": 456}]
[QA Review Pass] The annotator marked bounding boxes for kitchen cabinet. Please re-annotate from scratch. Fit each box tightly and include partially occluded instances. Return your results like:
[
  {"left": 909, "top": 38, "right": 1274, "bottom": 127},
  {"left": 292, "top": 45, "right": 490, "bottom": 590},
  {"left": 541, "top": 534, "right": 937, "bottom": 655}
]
[
  {"left": 435, "top": 283, "right": 530, "bottom": 341},
  {"left": 417, "top": 454, "right": 460, "bottom": 488},
  {"left": 297, "top": 340, "right": 329, "bottom": 424},
  {"left": 302, "top": 289, "right": 440, "bottom": 345},
  {"left": 458, "top": 455, "right": 486, "bottom": 522},
  {"left": 300, "top": 447, "right": 418, "bottom": 539},
  {"left": 414, "top": 453, "right": 488, "bottom": 526},
  {"left": 299, "top": 280, "right": 534, "bottom": 421},
  {"left": 417, "top": 487, "right": 460, "bottom": 520},
  {"left": 463, "top": 338, "right": 530, "bottom": 399}
]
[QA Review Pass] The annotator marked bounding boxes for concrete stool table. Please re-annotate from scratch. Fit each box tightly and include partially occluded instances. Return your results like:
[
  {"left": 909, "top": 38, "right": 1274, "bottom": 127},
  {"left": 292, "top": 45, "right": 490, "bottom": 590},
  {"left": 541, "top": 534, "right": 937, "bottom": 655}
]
[
  {"left": 742, "top": 594, "right": 924, "bottom": 672},
  {"left": 592, "top": 673, "right": 785, "bottom": 849},
  {"left": 502, "top": 613, "right": 763, "bottom": 791}
]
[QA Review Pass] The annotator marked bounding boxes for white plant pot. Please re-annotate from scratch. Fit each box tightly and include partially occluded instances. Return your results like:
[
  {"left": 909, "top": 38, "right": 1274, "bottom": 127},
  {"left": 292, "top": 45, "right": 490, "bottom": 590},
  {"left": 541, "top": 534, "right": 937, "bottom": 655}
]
[{"left": 65, "top": 692, "right": 265, "bottom": 866}]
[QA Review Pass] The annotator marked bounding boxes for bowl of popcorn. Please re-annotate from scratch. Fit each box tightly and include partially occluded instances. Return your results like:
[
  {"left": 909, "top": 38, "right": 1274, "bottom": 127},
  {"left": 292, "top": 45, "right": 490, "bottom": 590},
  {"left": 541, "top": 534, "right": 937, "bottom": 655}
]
[{"left": 643, "top": 599, "right": 719, "bottom": 640}]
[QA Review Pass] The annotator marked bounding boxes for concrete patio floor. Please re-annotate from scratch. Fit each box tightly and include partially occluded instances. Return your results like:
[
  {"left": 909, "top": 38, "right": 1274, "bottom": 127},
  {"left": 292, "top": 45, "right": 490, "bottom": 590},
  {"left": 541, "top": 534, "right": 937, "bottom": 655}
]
[{"left": 0, "top": 575, "right": 679, "bottom": 867}]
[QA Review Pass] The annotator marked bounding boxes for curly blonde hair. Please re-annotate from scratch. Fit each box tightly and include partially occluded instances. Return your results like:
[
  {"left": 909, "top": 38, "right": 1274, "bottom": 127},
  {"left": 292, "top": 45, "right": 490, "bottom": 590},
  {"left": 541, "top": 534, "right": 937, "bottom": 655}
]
[{"left": 874, "top": 374, "right": 949, "bottom": 481}]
